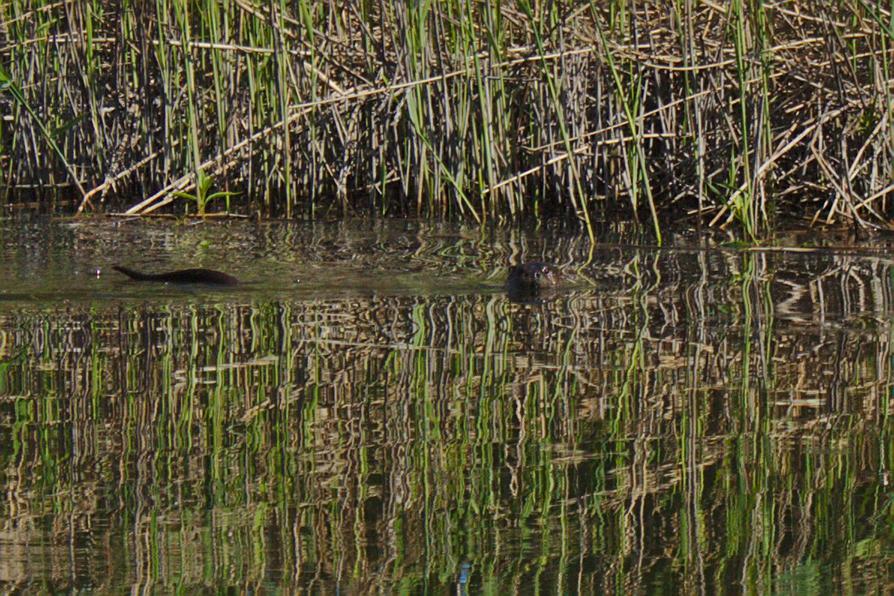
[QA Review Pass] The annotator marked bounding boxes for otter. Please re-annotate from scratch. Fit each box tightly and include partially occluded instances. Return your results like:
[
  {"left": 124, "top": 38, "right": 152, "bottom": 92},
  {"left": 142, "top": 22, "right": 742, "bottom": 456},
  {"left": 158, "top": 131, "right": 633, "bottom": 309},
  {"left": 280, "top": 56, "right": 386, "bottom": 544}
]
[
  {"left": 112, "top": 265, "right": 239, "bottom": 286},
  {"left": 506, "top": 262, "right": 559, "bottom": 301}
]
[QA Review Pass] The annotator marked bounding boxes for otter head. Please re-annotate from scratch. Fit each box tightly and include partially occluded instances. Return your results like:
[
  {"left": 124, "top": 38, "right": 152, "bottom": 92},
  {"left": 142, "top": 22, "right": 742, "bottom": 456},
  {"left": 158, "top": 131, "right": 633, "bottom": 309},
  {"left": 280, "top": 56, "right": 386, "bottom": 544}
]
[{"left": 507, "top": 262, "right": 560, "bottom": 290}]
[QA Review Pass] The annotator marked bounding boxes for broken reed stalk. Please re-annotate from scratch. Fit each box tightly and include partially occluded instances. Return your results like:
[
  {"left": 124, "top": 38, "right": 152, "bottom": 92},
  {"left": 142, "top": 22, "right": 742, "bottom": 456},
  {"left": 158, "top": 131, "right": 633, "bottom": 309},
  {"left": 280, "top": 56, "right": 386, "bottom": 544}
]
[{"left": 1, "top": 1, "right": 893, "bottom": 236}]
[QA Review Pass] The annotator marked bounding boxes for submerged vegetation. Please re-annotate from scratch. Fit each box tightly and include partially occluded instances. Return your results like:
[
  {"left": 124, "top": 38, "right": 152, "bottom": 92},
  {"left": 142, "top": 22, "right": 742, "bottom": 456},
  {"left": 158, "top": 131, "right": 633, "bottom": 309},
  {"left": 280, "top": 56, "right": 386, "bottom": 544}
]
[{"left": 2, "top": 2, "right": 894, "bottom": 236}]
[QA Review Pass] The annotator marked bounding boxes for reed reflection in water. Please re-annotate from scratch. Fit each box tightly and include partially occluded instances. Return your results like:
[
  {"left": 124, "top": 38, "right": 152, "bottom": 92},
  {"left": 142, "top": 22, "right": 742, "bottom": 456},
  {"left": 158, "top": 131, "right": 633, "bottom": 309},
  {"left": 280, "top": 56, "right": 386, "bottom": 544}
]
[{"left": 0, "top": 220, "right": 891, "bottom": 592}]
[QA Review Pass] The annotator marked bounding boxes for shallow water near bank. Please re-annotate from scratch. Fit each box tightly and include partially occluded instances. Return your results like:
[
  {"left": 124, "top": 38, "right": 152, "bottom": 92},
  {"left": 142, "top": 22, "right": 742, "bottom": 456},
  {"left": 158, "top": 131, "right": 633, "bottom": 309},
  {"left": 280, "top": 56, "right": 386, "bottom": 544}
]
[{"left": 0, "top": 217, "right": 892, "bottom": 593}]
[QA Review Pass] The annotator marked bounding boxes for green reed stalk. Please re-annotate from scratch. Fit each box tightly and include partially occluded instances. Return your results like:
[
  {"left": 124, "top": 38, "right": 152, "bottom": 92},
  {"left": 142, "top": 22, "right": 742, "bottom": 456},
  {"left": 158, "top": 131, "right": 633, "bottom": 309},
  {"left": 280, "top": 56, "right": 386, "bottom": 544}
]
[
  {"left": 879, "top": 11, "right": 893, "bottom": 217},
  {"left": 673, "top": 0, "right": 707, "bottom": 211},
  {"left": 592, "top": 9, "right": 661, "bottom": 244},
  {"left": 82, "top": 1, "right": 100, "bottom": 163},
  {"left": 274, "top": 0, "right": 294, "bottom": 218},
  {"left": 243, "top": 17, "right": 268, "bottom": 209},
  {"left": 153, "top": 0, "right": 172, "bottom": 176},
  {"left": 404, "top": 0, "right": 430, "bottom": 212},
  {"left": 521, "top": 1, "right": 595, "bottom": 242},
  {"left": 753, "top": 0, "right": 772, "bottom": 232},
  {"left": 731, "top": 0, "right": 755, "bottom": 237},
  {"left": 469, "top": 0, "right": 507, "bottom": 218},
  {"left": 203, "top": 0, "right": 229, "bottom": 152},
  {"left": 0, "top": 65, "right": 87, "bottom": 199},
  {"left": 174, "top": 2, "right": 201, "bottom": 178}
]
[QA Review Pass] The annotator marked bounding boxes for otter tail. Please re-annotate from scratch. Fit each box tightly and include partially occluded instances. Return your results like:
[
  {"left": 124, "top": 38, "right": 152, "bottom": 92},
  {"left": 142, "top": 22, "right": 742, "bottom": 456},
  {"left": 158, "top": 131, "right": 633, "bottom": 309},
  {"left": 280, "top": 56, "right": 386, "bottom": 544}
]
[{"left": 112, "top": 265, "right": 154, "bottom": 281}]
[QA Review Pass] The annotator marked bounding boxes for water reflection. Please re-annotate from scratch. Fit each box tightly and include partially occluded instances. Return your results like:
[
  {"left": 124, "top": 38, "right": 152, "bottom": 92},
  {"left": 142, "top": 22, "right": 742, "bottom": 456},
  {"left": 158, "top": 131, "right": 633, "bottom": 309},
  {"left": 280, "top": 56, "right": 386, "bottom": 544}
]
[{"left": 0, "top": 219, "right": 891, "bottom": 592}]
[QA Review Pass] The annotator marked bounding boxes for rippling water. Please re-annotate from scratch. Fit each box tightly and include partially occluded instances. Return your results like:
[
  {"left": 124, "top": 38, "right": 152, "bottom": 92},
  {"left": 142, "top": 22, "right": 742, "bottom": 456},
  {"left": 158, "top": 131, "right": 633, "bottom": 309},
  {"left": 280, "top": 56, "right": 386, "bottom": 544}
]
[{"left": 0, "top": 217, "right": 891, "bottom": 592}]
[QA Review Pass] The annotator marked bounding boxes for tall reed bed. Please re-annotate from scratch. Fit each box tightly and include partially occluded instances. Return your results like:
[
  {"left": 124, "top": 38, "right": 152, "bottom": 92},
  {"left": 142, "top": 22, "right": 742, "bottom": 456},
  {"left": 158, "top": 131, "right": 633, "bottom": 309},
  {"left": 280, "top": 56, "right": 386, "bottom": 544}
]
[{"left": 1, "top": 2, "right": 893, "bottom": 236}]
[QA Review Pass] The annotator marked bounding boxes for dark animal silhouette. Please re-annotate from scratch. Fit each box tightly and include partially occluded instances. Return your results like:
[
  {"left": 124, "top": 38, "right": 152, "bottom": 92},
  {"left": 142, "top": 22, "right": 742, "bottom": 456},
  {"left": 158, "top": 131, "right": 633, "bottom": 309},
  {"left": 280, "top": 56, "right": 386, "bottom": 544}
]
[
  {"left": 506, "top": 262, "right": 559, "bottom": 301},
  {"left": 112, "top": 265, "right": 239, "bottom": 286}
]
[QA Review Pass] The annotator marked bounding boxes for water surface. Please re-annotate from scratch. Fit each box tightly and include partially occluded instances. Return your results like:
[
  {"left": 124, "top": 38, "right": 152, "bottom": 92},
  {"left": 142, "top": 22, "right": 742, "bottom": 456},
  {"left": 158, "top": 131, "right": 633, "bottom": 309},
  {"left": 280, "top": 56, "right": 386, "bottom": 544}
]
[{"left": 0, "top": 218, "right": 891, "bottom": 592}]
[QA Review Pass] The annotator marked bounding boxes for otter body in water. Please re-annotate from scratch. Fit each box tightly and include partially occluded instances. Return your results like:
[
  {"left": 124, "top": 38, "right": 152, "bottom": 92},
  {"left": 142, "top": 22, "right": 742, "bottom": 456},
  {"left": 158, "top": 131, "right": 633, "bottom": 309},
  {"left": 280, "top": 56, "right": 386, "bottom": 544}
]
[
  {"left": 506, "top": 262, "right": 559, "bottom": 301},
  {"left": 113, "top": 265, "right": 239, "bottom": 286}
]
